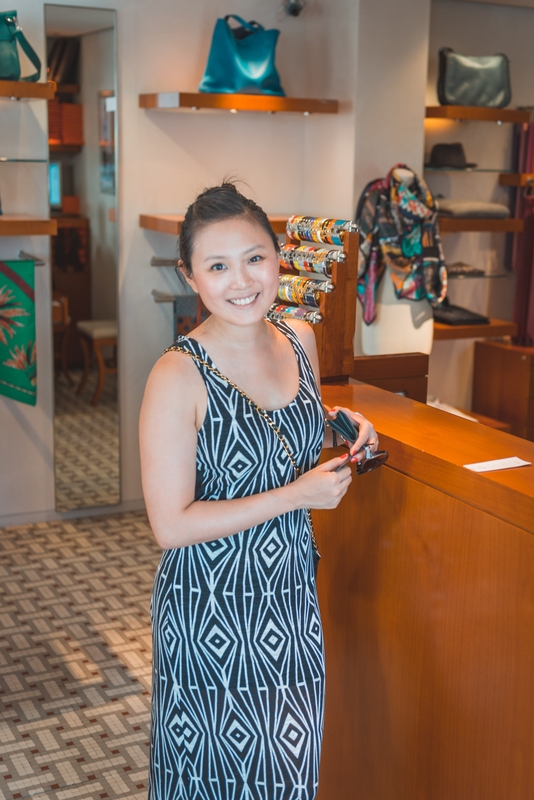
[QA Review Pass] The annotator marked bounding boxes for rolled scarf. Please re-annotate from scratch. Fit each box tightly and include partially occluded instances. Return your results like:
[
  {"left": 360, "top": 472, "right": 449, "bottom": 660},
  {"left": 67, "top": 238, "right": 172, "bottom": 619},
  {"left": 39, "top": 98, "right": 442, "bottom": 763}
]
[{"left": 356, "top": 164, "right": 447, "bottom": 325}]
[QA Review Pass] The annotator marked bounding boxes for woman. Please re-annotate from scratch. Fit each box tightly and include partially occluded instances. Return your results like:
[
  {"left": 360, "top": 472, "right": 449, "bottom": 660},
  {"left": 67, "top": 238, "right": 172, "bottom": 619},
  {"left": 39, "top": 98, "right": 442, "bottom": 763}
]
[{"left": 140, "top": 183, "right": 378, "bottom": 800}]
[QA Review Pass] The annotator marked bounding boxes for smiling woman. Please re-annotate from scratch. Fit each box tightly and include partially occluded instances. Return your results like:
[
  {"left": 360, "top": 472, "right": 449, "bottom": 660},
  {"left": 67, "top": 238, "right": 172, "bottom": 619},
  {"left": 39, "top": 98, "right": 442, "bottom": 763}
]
[{"left": 139, "top": 182, "right": 378, "bottom": 800}]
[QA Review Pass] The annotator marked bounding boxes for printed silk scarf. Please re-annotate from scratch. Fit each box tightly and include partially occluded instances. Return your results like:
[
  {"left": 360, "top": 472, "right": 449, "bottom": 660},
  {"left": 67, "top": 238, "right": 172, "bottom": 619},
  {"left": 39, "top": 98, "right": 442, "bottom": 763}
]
[
  {"left": 0, "top": 260, "right": 36, "bottom": 405},
  {"left": 356, "top": 164, "right": 447, "bottom": 325}
]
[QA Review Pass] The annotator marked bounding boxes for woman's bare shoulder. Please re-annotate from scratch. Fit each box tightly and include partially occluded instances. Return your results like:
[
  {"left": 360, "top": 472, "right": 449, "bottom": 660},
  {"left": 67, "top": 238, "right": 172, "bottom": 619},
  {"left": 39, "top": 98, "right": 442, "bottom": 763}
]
[
  {"left": 283, "top": 319, "right": 317, "bottom": 351},
  {"left": 143, "top": 347, "right": 205, "bottom": 411}
]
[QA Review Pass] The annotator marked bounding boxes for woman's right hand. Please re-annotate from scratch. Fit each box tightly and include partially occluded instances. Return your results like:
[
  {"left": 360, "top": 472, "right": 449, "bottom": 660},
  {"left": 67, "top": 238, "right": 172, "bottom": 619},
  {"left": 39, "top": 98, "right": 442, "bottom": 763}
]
[{"left": 292, "top": 455, "right": 352, "bottom": 510}]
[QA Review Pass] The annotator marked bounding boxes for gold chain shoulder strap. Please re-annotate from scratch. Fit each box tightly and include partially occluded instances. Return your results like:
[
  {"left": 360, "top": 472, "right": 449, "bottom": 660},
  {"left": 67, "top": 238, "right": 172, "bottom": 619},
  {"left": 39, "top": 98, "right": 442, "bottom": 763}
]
[{"left": 163, "top": 344, "right": 319, "bottom": 557}]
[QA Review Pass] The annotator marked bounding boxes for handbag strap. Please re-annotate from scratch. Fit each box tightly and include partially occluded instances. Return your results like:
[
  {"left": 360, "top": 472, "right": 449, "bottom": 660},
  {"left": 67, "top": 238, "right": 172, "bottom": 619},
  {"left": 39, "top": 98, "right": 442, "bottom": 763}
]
[
  {"left": 224, "top": 14, "right": 263, "bottom": 32},
  {"left": 164, "top": 343, "right": 319, "bottom": 557},
  {"left": 5, "top": 14, "right": 41, "bottom": 82}
]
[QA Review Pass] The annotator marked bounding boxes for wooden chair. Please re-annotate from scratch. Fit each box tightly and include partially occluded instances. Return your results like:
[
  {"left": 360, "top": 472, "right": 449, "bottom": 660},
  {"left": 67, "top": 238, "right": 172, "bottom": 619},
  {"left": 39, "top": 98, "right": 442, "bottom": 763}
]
[
  {"left": 52, "top": 291, "right": 73, "bottom": 385},
  {"left": 76, "top": 319, "right": 117, "bottom": 406}
]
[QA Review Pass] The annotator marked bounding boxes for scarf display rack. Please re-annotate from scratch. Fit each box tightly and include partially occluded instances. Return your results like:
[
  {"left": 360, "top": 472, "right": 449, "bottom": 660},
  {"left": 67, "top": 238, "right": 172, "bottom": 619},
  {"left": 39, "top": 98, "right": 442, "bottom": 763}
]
[{"left": 267, "top": 215, "right": 359, "bottom": 381}]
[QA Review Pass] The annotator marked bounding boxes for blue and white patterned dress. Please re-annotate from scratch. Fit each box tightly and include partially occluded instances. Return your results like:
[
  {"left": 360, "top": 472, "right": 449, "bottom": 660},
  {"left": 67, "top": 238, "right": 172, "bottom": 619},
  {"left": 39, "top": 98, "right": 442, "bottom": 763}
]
[{"left": 149, "top": 322, "right": 326, "bottom": 800}]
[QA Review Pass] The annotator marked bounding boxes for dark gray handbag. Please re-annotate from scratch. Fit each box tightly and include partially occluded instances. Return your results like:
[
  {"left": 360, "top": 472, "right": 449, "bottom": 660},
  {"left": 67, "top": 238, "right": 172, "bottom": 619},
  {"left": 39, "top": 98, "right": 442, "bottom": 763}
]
[{"left": 438, "top": 48, "right": 511, "bottom": 108}]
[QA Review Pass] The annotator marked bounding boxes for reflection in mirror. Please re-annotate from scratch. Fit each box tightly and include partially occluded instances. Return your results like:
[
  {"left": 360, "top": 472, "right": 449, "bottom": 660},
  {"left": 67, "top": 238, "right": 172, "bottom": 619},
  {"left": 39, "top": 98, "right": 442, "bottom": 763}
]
[{"left": 46, "top": 5, "right": 119, "bottom": 511}]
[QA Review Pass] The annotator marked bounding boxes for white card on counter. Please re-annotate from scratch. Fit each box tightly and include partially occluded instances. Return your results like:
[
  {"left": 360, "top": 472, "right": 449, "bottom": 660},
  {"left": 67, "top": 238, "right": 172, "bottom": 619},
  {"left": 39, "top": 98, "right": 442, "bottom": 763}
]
[{"left": 464, "top": 457, "right": 531, "bottom": 473}]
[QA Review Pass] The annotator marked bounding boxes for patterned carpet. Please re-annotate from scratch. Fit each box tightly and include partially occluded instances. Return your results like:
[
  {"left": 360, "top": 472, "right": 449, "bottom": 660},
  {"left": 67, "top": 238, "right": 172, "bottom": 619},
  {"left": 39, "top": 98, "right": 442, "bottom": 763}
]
[
  {"left": 54, "top": 372, "right": 120, "bottom": 512},
  {"left": 0, "top": 510, "right": 161, "bottom": 800}
]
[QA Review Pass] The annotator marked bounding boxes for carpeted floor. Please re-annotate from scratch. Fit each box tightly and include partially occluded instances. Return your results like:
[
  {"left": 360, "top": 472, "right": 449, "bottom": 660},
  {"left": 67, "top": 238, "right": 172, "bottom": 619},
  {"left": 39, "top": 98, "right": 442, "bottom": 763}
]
[
  {"left": 0, "top": 510, "right": 161, "bottom": 800},
  {"left": 54, "top": 372, "right": 120, "bottom": 512}
]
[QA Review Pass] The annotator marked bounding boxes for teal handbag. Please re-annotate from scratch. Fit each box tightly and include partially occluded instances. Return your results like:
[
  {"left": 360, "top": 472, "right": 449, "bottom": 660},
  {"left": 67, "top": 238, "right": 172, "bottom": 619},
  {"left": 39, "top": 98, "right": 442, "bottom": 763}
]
[
  {"left": 0, "top": 11, "right": 41, "bottom": 82},
  {"left": 199, "top": 15, "right": 285, "bottom": 96}
]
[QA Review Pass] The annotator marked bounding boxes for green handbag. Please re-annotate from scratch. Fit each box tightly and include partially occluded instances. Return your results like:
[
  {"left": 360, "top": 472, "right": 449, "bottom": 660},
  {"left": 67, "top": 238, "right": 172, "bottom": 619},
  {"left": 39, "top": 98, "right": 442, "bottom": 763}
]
[
  {"left": 199, "top": 15, "right": 285, "bottom": 96},
  {"left": 0, "top": 11, "right": 41, "bottom": 82}
]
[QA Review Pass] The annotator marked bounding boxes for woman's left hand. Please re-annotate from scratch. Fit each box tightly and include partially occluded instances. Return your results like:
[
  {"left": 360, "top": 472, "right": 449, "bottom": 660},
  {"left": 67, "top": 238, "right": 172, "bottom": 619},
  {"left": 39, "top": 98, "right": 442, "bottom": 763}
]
[{"left": 327, "top": 406, "right": 379, "bottom": 462}]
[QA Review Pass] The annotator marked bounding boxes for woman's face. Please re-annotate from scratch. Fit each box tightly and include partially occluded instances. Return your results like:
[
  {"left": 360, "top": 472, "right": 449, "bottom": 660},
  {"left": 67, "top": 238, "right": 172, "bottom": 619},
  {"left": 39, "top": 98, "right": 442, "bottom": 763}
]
[{"left": 184, "top": 216, "right": 279, "bottom": 326}]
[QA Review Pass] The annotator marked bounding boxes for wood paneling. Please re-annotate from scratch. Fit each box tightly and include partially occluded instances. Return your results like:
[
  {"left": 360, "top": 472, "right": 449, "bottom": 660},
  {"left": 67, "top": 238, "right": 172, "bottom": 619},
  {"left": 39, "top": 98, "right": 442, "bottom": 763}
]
[
  {"left": 314, "top": 468, "right": 534, "bottom": 800},
  {"left": 473, "top": 341, "right": 534, "bottom": 440},
  {"left": 433, "top": 318, "right": 517, "bottom": 340},
  {"left": 314, "top": 383, "right": 534, "bottom": 799},
  {"left": 321, "top": 383, "right": 534, "bottom": 535},
  {"left": 426, "top": 105, "right": 529, "bottom": 123},
  {"left": 351, "top": 353, "right": 429, "bottom": 402}
]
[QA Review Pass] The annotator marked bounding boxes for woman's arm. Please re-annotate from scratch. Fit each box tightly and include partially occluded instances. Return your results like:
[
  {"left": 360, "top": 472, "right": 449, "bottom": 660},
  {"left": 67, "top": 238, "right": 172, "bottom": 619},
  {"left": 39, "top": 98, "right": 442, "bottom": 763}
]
[
  {"left": 139, "top": 352, "right": 352, "bottom": 550},
  {"left": 284, "top": 320, "right": 378, "bottom": 456}
]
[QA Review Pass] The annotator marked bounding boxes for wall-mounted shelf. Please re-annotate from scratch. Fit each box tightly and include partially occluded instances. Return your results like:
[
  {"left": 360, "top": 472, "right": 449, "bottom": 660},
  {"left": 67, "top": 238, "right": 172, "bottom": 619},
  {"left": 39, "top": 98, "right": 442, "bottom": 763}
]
[
  {"left": 140, "top": 213, "right": 289, "bottom": 236},
  {"left": 433, "top": 318, "right": 517, "bottom": 341},
  {"left": 49, "top": 142, "right": 83, "bottom": 154},
  {"left": 0, "top": 157, "right": 47, "bottom": 163},
  {"left": 425, "top": 105, "right": 530, "bottom": 124},
  {"left": 139, "top": 91, "right": 338, "bottom": 115},
  {"left": 439, "top": 217, "right": 523, "bottom": 233},
  {"left": 0, "top": 80, "right": 55, "bottom": 100},
  {"left": 499, "top": 173, "right": 534, "bottom": 187},
  {"left": 0, "top": 215, "right": 58, "bottom": 236}
]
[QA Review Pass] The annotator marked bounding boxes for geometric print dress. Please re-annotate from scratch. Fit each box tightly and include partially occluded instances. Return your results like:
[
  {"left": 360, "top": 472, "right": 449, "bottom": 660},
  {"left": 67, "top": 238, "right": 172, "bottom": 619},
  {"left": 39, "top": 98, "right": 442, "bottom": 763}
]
[{"left": 149, "top": 321, "right": 326, "bottom": 800}]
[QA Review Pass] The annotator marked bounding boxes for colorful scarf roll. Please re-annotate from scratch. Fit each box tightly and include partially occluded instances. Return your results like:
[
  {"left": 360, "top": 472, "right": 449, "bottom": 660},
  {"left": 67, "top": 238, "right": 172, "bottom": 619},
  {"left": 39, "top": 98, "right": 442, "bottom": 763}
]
[
  {"left": 356, "top": 164, "right": 447, "bottom": 325},
  {"left": 278, "top": 274, "right": 333, "bottom": 309},
  {"left": 286, "top": 216, "right": 357, "bottom": 246},
  {"left": 266, "top": 303, "right": 323, "bottom": 324},
  {"left": 0, "top": 260, "right": 36, "bottom": 406},
  {"left": 279, "top": 244, "right": 346, "bottom": 276}
]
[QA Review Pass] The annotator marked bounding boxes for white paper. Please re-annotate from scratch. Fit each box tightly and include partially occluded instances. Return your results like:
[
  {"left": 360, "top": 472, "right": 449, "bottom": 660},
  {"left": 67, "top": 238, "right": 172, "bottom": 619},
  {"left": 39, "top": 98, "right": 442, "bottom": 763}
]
[{"left": 464, "top": 457, "right": 531, "bottom": 473}]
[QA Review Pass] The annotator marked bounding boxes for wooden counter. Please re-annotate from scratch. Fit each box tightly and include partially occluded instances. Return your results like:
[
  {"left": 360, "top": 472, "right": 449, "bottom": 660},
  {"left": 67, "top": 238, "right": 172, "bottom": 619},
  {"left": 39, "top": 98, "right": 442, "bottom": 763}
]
[{"left": 316, "top": 383, "right": 534, "bottom": 800}]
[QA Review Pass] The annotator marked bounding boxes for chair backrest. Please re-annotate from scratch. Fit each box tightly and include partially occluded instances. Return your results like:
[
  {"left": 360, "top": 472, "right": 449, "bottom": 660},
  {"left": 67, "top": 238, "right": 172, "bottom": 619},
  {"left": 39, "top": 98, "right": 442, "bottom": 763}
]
[{"left": 52, "top": 291, "right": 69, "bottom": 326}]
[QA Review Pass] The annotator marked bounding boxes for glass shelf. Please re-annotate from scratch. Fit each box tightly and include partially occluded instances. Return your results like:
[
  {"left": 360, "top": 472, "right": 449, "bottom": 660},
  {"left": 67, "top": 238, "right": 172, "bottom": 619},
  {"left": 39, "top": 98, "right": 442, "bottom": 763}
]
[
  {"left": 425, "top": 167, "right": 513, "bottom": 174},
  {"left": 0, "top": 157, "right": 48, "bottom": 163}
]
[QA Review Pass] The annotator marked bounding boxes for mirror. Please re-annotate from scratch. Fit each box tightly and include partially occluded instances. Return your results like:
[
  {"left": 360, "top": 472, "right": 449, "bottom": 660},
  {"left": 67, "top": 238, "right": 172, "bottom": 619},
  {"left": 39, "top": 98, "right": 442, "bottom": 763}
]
[{"left": 45, "top": 5, "right": 119, "bottom": 512}]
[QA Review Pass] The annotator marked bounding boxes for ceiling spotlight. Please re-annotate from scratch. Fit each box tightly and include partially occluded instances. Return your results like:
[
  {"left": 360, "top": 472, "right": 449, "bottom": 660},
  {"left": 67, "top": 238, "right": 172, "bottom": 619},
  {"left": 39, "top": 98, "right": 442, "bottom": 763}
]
[{"left": 284, "top": 0, "right": 307, "bottom": 17}]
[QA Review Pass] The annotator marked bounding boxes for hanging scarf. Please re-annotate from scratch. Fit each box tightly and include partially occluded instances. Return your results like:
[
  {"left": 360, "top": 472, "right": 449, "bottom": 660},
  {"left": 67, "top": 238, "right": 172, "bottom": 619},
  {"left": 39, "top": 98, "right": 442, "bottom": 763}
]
[
  {"left": 0, "top": 260, "right": 36, "bottom": 406},
  {"left": 356, "top": 164, "right": 447, "bottom": 325}
]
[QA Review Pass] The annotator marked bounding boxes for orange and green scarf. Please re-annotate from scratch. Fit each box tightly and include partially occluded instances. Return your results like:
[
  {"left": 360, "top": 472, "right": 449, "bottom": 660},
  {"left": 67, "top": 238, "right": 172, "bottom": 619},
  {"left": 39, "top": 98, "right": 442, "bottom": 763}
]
[{"left": 0, "top": 260, "right": 36, "bottom": 406}]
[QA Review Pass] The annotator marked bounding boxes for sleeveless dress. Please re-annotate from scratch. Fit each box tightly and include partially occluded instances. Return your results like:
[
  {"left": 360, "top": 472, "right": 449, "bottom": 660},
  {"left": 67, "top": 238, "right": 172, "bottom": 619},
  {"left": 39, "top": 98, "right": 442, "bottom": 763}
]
[{"left": 149, "top": 321, "right": 326, "bottom": 800}]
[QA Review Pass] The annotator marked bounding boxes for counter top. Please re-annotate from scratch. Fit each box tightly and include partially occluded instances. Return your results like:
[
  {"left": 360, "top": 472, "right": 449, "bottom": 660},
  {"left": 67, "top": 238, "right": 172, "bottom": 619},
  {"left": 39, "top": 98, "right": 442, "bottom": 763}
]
[{"left": 322, "top": 382, "right": 534, "bottom": 536}]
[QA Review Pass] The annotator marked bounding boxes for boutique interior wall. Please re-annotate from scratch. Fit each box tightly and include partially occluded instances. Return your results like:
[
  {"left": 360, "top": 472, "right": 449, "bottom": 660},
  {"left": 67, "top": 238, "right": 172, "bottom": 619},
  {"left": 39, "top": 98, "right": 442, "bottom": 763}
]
[
  {"left": 5, "top": 0, "right": 514, "bottom": 526},
  {"left": 426, "top": 0, "right": 534, "bottom": 408}
]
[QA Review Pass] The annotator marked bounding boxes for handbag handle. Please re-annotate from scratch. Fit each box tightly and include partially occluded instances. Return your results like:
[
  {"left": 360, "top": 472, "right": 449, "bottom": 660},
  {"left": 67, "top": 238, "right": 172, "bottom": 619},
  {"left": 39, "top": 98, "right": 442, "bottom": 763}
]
[
  {"left": 5, "top": 14, "right": 41, "bottom": 82},
  {"left": 224, "top": 14, "right": 263, "bottom": 32}
]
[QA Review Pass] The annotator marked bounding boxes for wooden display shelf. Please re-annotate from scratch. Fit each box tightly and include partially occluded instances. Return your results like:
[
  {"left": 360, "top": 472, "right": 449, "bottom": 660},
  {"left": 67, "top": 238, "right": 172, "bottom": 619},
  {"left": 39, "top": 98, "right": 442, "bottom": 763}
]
[
  {"left": 433, "top": 318, "right": 517, "bottom": 340},
  {"left": 0, "top": 79, "right": 55, "bottom": 100},
  {"left": 439, "top": 216, "right": 523, "bottom": 233},
  {"left": 139, "top": 91, "right": 338, "bottom": 115},
  {"left": 140, "top": 213, "right": 289, "bottom": 235},
  {"left": 0, "top": 214, "right": 57, "bottom": 236},
  {"left": 49, "top": 142, "right": 83, "bottom": 154},
  {"left": 425, "top": 105, "right": 530, "bottom": 124},
  {"left": 499, "top": 173, "right": 534, "bottom": 187}
]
